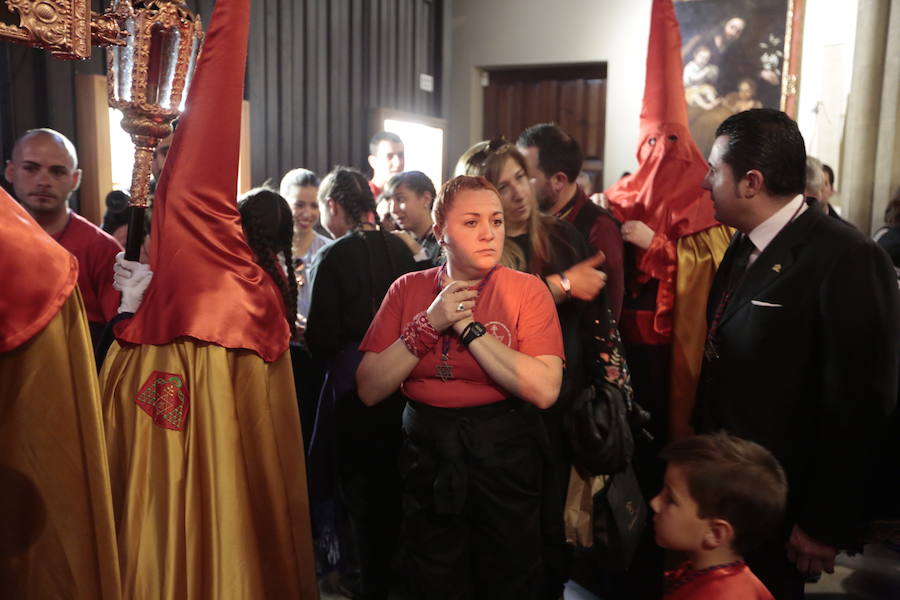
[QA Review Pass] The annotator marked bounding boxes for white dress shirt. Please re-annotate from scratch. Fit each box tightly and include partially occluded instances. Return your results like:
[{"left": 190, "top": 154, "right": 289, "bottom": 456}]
[{"left": 746, "top": 194, "right": 807, "bottom": 267}]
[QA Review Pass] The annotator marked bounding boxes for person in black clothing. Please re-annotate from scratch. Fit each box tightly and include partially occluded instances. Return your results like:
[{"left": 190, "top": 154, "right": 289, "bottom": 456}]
[
  {"left": 305, "top": 166, "right": 415, "bottom": 599},
  {"left": 695, "top": 109, "right": 899, "bottom": 599},
  {"left": 874, "top": 190, "right": 900, "bottom": 275}
]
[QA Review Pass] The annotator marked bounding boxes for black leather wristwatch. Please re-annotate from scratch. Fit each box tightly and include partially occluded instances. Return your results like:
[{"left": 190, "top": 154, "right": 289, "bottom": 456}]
[{"left": 461, "top": 321, "right": 487, "bottom": 346}]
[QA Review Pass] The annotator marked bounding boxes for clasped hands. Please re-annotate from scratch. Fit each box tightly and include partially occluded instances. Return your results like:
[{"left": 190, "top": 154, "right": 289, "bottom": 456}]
[{"left": 427, "top": 279, "right": 478, "bottom": 335}]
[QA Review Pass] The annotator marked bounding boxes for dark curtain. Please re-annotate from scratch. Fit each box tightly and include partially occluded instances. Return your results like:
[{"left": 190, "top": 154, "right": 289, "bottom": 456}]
[
  {"left": 1, "top": 0, "right": 442, "bottom": 195},
  {"left": 247, "top": 0, "right": 443, "bottom": 186}
]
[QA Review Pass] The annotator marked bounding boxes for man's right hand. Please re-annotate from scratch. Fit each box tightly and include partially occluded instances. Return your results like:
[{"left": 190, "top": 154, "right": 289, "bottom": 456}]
[
  {"left": 786, "top": 524, "right": 836, "bottom": 578},
  {"left": 563, "top": 251, "right": 607, "bottom": 301}
]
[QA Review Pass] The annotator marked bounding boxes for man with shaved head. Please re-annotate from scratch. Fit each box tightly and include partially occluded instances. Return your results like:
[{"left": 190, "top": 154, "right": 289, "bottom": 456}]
[{"left": 5, "top": 128, "right": 121, "bottom": 345}]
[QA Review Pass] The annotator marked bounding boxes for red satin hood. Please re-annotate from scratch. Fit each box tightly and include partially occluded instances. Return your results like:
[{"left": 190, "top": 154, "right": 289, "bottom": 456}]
[
  {"left": 115, "top": 0, "right": 289, "bottom": 362},
  {"left": 606, "top": 0, "right": 718, "bottom": 239},
  {"left": 0, "top": 187, "right": 78, "bottom": 351}
]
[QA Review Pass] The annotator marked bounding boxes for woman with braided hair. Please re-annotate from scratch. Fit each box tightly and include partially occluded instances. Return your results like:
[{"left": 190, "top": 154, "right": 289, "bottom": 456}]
[
  {"left": 237, "top": 187, "right": 299, "bottom": 338},
  {"left": 305, "top": 166, "right": 415, "bottom": 598}
]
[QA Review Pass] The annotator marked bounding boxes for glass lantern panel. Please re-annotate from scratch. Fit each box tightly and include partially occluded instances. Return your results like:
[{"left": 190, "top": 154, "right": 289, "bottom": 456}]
[
  {"left": 113, "top": 16, "right": 137, "bottom": 102},
  {"left": 180, "top": 33, "right": 202, "bottom": 112},
  {"left": 145, "top": 24, "right": 178, "bottom": 106},
  {"left": 152, "top": 25, "right": 182, "bottom": 109}
]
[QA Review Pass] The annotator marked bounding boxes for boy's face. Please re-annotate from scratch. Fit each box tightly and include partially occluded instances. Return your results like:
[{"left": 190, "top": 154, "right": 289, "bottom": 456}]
[{"left": 650, "top": 463, "right": 710, "bottom": 552}]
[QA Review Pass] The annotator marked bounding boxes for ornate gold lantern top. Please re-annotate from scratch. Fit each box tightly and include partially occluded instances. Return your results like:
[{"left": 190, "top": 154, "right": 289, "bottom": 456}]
[
  {"left": 108, "top": 1, "right": 204, "bottom": 137},
  {"left": 106, "top": 0, "right": 204, "bottom": 257}
]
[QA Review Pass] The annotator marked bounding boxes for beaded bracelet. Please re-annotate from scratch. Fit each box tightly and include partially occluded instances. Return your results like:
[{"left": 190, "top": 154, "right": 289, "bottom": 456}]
[{"left": 400, "top": 311, "right": 440, "bottom": 357}]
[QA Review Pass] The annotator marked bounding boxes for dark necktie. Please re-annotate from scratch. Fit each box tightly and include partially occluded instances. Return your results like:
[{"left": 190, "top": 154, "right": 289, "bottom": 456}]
[
  {"left": 724, "top": 233, "right": 755, "bottom": 293},
  {"left": 705, "top": 234, "right": 755, "bottom": 361}
]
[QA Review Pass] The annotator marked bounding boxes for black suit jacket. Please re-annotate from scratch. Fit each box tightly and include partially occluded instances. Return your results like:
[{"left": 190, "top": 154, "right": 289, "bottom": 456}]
[{"left": 693, "top": 206, "right": 900, "bottom": 548}]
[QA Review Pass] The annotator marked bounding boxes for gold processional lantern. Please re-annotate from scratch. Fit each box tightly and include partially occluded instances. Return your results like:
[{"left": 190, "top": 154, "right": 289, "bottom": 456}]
[
  {"left": 0, "top": 0, "right": 127, "bottom": 59},
  {"left": 106, "top": 0, "right": 203, "bottom": 260}
]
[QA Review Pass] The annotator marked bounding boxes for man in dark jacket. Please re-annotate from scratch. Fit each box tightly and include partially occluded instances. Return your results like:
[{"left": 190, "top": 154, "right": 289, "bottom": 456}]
[{"left": 694, "top": 108, "right": 900, "bottom": 599}]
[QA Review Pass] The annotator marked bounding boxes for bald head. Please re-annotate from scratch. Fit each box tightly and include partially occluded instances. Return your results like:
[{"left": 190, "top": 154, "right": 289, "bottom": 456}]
[
  {"left": 6, "top": 128, "right": 81, "bottom": 221},
  {"left": 805, "top": 155, "right": 825, "bottom": 203},
  {"left": 12, "top": 129, "right": 79, "bottom": 170}
]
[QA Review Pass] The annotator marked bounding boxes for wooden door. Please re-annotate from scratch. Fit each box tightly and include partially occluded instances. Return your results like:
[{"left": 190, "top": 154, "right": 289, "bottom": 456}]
[{"left": 482, "top": 63, "right": 607, "bottom": 190}]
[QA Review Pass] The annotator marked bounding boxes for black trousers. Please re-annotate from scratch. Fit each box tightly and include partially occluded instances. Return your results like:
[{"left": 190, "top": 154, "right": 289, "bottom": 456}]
[
  {"left": 400, "top": 399, "right": 545, "bottom": 600},
  {"left": 338, "top": 390, "right": 404, "bottom": 600}
]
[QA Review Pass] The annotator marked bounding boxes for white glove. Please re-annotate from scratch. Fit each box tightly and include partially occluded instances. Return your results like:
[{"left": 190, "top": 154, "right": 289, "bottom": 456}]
[{"left": 112, "top": 252, "right": 153, "bottom": 314}]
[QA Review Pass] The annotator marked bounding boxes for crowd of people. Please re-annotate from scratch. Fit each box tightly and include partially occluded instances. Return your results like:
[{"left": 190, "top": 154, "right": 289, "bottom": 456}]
[
  {"left": 5, "top": 111, "right": 899, "bottom": 600},
  {"left": 2, "top": 1, "right": 899, "bottom": 599}
]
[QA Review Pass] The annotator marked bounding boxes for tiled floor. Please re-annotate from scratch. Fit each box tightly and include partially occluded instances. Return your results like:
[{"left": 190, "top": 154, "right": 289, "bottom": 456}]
[
  {"left": 320, "top": 544, "right": 900, "bottom": 599},
  {"left": 806, "top": 544, "right": 900, "bottom": 600}
]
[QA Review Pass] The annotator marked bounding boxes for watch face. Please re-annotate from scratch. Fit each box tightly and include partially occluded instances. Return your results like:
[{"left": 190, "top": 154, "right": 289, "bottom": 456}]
[{"left": 463, "top": 321, "right": 486, "bottom": 345}]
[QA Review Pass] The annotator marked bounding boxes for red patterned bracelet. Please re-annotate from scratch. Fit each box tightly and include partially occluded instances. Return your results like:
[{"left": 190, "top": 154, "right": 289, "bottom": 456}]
[{"left": 401, "top": 311, "right": 440, "bottom": 357}]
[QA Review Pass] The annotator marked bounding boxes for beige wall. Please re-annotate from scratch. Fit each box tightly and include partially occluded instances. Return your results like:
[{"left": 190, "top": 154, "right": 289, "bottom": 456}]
[
  {"left": 796, "top": 0, "right": 860, "bottom": 216},
  {"left": 448, "top": 0, "right": 652, "bottom": 189}
]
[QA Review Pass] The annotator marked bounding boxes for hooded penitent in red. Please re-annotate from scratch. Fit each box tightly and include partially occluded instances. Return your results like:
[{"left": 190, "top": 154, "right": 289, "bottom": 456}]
[
  {"left": 605, "top": 0, "right": 720, "bottom": 342},
  {"left": 114, "top": 0, "right": 289, "bottom": 362}
]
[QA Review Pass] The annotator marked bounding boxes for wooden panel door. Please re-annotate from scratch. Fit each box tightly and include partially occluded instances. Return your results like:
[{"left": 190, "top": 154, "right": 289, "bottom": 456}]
[{"left": 482, "top": 63, "right": 606, "bottom": 191}]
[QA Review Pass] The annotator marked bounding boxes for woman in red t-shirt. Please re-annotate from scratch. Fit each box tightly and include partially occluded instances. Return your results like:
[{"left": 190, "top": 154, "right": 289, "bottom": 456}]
[{"left": 357, "top": 175, "right": 564, "bottom": 598}]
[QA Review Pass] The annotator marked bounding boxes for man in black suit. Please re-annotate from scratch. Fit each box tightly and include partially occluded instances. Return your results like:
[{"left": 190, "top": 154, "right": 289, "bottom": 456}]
[{"left": 693, "top": 109, "right": 900, "bottom": 599}]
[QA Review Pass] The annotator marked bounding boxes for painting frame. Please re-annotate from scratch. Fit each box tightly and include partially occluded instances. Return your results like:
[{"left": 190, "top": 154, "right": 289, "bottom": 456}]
[{"left": 674, "top": 0, "right": 805, "bottom": 156}]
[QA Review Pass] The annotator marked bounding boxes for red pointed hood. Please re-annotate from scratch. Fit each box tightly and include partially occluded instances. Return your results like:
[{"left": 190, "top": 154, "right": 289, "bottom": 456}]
[
  {"left": 605, "top": 0, "right": 718, "bottom": 241},
  {"left": 0, "top": 187, "right": 78, "bottom": 351},
  {"left": 115, "top": 0, "right": 290, "bottom": 361}
]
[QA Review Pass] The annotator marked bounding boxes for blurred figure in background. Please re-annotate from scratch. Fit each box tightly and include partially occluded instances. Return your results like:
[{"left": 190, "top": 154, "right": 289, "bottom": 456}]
[{"left": 368, "top": 131, "right": 404, "bottom": 232}]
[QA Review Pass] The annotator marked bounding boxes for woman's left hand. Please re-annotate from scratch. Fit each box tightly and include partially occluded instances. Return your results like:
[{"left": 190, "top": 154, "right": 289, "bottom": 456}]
[{"left": 621, "top": 220, "right": 655, "bottom": 250}]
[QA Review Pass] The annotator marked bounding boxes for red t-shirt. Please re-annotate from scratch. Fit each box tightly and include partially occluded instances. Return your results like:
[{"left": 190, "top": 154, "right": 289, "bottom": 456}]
[
  {"left": 664, "top": 562, "right": 774, "bottom": 600},
  {"left": 53, "top": 212, "right": 122, "bottom": 324},
  {"left": 359, "top": 265, "right": 563, "bottom": 408}
]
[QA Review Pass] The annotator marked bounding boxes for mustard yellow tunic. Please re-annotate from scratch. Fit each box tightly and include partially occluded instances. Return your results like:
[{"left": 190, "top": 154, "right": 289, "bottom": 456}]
[
  {"left": 669, "top": 224, "right": 733, "bottom": 440},
  {"left": 100, "top": 340, "right": 317, "bottom": 599},
  {"left": 0, "top": 289, "right": 121, "bottom": 599}
]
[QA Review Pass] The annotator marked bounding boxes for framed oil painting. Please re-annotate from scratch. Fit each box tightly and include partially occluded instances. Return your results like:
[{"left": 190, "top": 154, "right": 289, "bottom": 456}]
[{"left": 674, "top": 0, "right": 804, "bottom": 156}]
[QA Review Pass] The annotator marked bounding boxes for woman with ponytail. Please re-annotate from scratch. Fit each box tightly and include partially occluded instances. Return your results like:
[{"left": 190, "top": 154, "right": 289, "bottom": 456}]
[{"left": 305, "top": 166, "right": 415, "bottom": 599}]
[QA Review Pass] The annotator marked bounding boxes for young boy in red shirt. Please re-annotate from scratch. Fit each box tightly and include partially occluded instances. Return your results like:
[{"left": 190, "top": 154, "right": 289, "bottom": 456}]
[{"left": 651, "top": 432, "right": 787, "bottom": 599}]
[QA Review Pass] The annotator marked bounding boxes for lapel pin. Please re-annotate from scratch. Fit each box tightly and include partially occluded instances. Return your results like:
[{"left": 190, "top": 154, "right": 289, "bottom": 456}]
[{"left": 772, "top": 264, "right": 782, "bottom": 273}]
